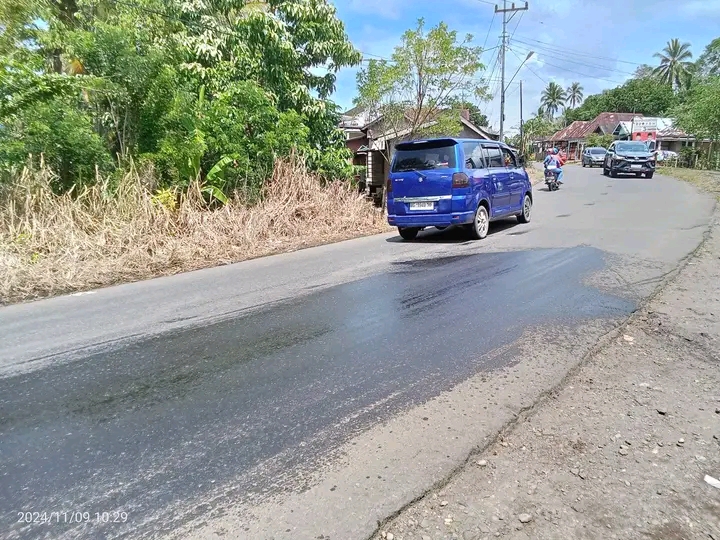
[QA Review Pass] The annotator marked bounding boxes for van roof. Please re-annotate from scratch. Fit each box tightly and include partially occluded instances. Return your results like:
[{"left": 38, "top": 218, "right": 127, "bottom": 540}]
[{"left": 395, "top": 137, "right": 510, "bottom": 149}]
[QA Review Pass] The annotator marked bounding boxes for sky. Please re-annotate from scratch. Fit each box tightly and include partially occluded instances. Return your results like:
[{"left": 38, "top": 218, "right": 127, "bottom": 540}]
[{"left": 326, "top": 0, "right": 720, "bottom": 136}]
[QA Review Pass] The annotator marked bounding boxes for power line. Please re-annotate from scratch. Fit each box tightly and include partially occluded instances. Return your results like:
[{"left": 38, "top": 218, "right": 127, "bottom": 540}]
[
  {"left": 508, "top": 47, "right": 547, "bottom": 84},
  {"left": 511, "top": 34, "right": 645, "bottom": 67},
  {"left": 508, "top": 10, "right": 525, "bottom": 42},
  {"left": 510, "top": 40, "right": 637, "bottom": 76},
  {"left": 485, "top": 36, "right": 503, "bottom": 88},
  {"left": 481, "top": 11, "right": 496, "bottom": 53},
  {"left": 508, "top": 45, "right": 625, "bottom": 84}
]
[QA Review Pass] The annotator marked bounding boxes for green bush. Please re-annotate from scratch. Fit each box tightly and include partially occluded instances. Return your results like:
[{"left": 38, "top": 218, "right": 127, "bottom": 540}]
[{"left": 0, "top": 96, "right": 113, "bottom": 190}]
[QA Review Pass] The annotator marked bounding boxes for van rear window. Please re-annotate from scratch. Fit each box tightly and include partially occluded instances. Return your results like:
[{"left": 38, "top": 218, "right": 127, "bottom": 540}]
[{"left": 392, "top": 143, "right": 457, "bottom": 172}]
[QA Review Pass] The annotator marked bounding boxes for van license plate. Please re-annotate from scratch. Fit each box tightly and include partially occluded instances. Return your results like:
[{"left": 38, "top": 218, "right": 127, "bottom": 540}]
[{"left": 409, "top": 202, "right": 434, "bottom": 211}]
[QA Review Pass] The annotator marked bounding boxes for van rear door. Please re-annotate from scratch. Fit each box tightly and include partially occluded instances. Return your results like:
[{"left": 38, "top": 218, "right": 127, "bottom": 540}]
[{"left": 390, "top": 140, "right": 459, "bottom": 210}]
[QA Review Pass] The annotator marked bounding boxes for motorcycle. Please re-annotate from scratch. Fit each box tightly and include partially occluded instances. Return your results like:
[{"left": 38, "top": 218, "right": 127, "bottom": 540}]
[{"left": 544, "top": 167, "right": 560, "bottom": 191}]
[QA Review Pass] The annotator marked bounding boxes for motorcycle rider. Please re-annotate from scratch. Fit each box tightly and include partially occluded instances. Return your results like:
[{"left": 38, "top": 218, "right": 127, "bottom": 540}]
[{"left": 543, "top": 147, "right": 564, "bottom": 184}]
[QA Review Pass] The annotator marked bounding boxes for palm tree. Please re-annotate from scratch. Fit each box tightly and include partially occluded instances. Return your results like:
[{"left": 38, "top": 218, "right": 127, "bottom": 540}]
[
  {"left": 541, "top": 82, "right": 566, "bottom": 117},
  {"left": 565, "top": 82, "right": 583, "bottom": 108},
  {"left": 653, "top": 38, "right": 693, "bottom": 91}
]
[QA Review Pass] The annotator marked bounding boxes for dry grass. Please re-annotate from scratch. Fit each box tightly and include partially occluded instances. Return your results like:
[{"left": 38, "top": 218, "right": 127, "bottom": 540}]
[
  {"left": 0, "top": 157, "right": 392, "bottom": 304},
  {"left": 657, "top": 166, "right": 720, "bottom": 199},
  {"left": 526, "top": 163, "right": 545, "bottom": 185}
]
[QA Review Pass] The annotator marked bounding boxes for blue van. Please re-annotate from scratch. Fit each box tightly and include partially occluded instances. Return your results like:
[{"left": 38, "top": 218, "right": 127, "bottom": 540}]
[{"left": 386, "top": 138, "right": 533, "bottom": 241}]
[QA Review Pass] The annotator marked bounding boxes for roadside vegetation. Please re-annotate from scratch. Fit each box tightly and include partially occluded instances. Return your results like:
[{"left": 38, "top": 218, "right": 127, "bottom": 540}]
[
  {"left": 0, "top": 0, "right": 388, "bottom": 303},
  {"left": 0, "top": 156, "right": 389, "bottom": 304},
  {"left": 657, "top": 167, "right": 720, "bottom": 199}
]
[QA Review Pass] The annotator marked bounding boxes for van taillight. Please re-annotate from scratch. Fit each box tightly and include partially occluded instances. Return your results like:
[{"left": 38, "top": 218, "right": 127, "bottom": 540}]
[
  {"left": 386, "top": 178, "right": 392, "bottom": 192},
  {"left": 452, "top": 172, "right": 469, "bottom": 188}
]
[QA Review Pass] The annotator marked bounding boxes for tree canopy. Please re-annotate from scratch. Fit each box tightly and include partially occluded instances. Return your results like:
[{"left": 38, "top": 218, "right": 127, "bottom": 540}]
[
  {"left": 0, "top": 0, "right": 361, "bottom": 194},
  {"left": 565, "top": 76, "right": 677, "bottom": 122},
  {"left": 653, "top": 38, "right": 694, "bottom": 91},
  {"left": 540, "top": 82, "right": 565, "bottom": 117},
  {"left": 672, "top": 77, "right": 720, "bottom": 142},
  {"left": 354, "top": 18, "right": 486, "bottom": 142},
  {"left": 696, "top": 38, "right": 720, "bottom": 79}
]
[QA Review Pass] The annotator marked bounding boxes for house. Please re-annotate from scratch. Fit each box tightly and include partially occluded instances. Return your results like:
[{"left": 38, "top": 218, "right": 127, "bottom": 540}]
[
  {"left": 340, "top": 107, "right": 498, "bottom": 205},
  {"left": 548, "top": 120, "right": 591, "bottom": 159},
  {"left": 550, "top": 112, "right": 639, "bottom": 159},
  {"left": 544, "top": 112, "right": 712, "bottom": 161},
  {"left": 610, "top": 117, "right": 708, "bottom": 154}
]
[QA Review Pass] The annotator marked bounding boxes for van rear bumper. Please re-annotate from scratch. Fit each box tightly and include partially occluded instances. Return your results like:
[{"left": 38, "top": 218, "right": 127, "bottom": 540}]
[{"left": 388, "top": 211, "right": 475, "bottom": 228}]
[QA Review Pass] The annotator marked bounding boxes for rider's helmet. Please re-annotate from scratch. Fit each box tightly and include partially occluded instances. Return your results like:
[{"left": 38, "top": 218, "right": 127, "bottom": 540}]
[{"left": 552, "top": 147, "right": 559, "bottom": 154}]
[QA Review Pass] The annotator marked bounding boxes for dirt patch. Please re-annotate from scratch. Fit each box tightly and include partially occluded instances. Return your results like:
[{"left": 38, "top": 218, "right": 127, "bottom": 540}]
[{"left": 372, "top": 213, "right": 720, "bottom": 540}]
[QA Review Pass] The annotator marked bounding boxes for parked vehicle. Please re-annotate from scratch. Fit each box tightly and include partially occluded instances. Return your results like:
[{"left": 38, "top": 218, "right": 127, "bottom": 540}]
[
  {"left": 581, "top": 147, "right": 607, "bottom": 167},
  {"left": 386, "top": 138, "right": 533, "bottom": 241},
  {"left": 602, "top": 140, "right": 656, "bottom": 179},
  {"left": 544, "top": 168, "right": 560, "bottom": 191}
]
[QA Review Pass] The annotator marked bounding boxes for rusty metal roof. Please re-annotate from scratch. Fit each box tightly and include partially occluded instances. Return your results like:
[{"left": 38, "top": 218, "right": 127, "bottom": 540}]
[
  {"left": 550, "top": 121, "right": 590, "bottom": 141},
  {"left": 550, "top": 112, "right": 645, "bottom": 141},
  {"left": 585, "top": 112, "right": 640, "bottom": 135}
]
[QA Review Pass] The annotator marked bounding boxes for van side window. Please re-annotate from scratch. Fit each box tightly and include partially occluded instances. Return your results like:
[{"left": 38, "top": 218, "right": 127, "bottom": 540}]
[
  {"left": 483, "top": 145, "right": 504, "bottom": 168},
  {"left": 501, "top": 147, "right": 517, "bottom": 167},
  {"left": 462, "top": 142, "right": 486, "bottom": 169}
]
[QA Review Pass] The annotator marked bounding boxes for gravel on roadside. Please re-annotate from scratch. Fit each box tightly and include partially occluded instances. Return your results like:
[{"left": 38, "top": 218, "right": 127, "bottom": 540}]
[{"left": 374, "top": 211, "right": 720, "bottom": 540}]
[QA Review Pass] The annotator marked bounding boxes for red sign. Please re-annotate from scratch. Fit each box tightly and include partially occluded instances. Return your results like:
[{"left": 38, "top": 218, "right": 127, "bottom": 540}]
[{"left": 632, "top": 132, "right": 656, "bottom": 141}]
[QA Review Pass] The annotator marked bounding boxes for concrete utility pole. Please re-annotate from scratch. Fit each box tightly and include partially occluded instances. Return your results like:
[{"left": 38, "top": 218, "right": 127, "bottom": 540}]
[
  {"left": 495, "top": 1, "right": 528, "bottom": 142},
  {"left": 519, "top": 80, "right": 524, "bottom": 154}
]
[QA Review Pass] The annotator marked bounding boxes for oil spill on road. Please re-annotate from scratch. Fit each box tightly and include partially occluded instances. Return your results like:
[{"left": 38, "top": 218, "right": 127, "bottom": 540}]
[{"left": 0, "top": 247, "right": 635, "bottom": 539}]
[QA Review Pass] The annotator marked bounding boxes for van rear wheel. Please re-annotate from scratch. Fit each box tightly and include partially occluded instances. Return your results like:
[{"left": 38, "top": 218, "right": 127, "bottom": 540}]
[
  {"left": 398, "top": 227, "right": 419, "bottom": 241},
  {"left": 517, "top": 194, "right": 532, "bottom": 223},
  {"left": 469, "top": 205, "right": 490, "bottom": 240}
]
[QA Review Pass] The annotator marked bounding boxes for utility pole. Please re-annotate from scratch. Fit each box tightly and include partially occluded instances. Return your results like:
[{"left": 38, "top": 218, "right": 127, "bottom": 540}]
[
  {"left": 519, "top": 80, "right": 524, "bottom": 155},
  {"left": 495, "top": 1, "right": 528, "bottom": 142}
]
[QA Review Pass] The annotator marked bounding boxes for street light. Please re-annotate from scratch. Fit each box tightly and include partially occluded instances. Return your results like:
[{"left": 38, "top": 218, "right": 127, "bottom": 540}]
[{"left": 505, "top": 51, "right": 534, "bottom": 93}]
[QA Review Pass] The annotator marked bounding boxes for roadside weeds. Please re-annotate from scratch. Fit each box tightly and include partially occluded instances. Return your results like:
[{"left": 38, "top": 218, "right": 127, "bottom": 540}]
[
  {"left": 0, "top": 158, "right": 391, "bottom": 305},
  {"left": 658, "top": 167, "right": 720, "bottom": 199}
]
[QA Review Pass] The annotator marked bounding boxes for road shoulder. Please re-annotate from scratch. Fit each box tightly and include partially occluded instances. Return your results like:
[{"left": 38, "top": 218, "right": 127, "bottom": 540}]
[{"left": 371, "top": 209, "right": 720, "bottom": 540}]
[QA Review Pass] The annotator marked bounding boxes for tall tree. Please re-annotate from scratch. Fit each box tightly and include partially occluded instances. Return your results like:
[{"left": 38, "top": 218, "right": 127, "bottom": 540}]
[
  {"left": 633, "top": 64, "right": 655, "bottom": 79},
  {"left": 696, "top": 37, "right": 720, "bottom": 79},
  {"left": 565, "top": 82, "right": 584, "bottom": 108},
  {"left": 672, "top": 77, "right": 720, "bottom": 154},
  {"left": 653, "top": 38, "right": 693, "bottom": 91},
  {"left": 355, "top": 18, "right": 486, "bottom": 143},
  {"left": 540, "top": 82, "right": 566, "bottom": 117}
]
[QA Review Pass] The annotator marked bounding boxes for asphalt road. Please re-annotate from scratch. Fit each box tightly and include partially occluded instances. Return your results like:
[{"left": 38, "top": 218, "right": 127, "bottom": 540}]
[{"left": 0, "top": 165, "right": 715, "bottom": 540}]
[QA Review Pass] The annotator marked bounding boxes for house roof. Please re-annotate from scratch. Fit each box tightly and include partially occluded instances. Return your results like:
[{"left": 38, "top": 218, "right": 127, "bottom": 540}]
[
  {"left": 461, "top": 116, "right": 499, "bottom": 139},
  {"left": 550, "top": 112, "right": 646, "bottom": 142},
  {"left": 342, "top": 105, "right": 364, "bottom": 117},
  {"left": 654, "top": 118, "right": 688, "bottom": 139},
  {"left": 585, "top": 112, "right": 640, "bottom": 135},
  {"left": 610, "top": 117, "right": 690, "bottom": 140},
  {"left": 550, "top": 120, "right": 590, "bottom": 142}
]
